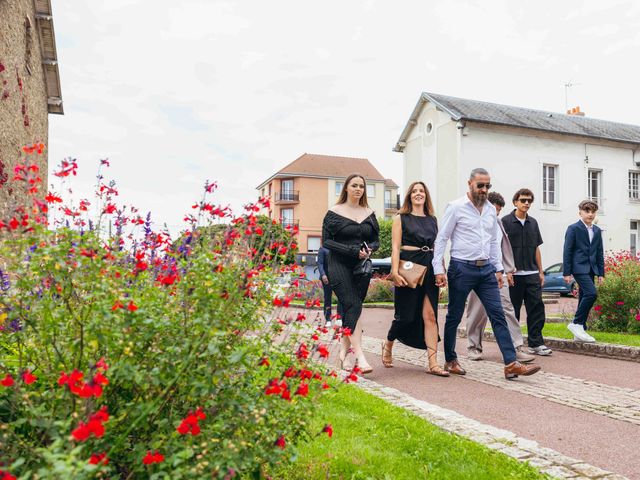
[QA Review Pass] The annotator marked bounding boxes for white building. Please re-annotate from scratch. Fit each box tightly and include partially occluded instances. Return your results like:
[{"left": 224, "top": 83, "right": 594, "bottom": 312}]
[{"left": 394, "top": 92, "right": 640, "bottom": 265}]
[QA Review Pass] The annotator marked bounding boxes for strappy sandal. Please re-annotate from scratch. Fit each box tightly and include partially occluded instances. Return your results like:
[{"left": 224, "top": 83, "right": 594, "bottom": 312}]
[
  {"left": 354, "top": 358, "right": 373, "bottom": 374},
  {"left": 426, "top": 347, "right": 450, "bottom": 377},
  {"left": 381, "top": 340, "right": 394, "bottom": 368}
]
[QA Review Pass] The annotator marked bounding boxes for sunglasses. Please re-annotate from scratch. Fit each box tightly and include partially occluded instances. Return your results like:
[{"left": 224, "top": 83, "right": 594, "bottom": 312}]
[
  {"left": 475, "top": 183, "right": 492, "bottom": 190},
  {"left": 518, "top": 198, "right": 533, "bottom": 204}
]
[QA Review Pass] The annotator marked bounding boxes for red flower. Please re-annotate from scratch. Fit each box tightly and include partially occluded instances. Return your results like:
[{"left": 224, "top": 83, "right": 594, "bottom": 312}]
[
  {"left": 0, "top": 471, "right": 17, "bottom": 480},
  {"left": 103, "top": 203, "right": 117, "bottom": 214},
  {"left": 322, "top": 381, "right": 331, "bottom": 390},
  {"left": 317, "top": 344, "right": 330, "bottom": 358},
  {"left": 93, "top": 372, "right": 109, "bottom": 386},
  {"left": 111, "top": 301, "right": 124, "bottom": 311},
  {"left": 296, "top": 313, "right": 306, "bottom": 322},
  {"left": 295, "top": 382, "right": 309, "bottom": 397},
  {"left": 616, "top": 301, "right": 625, "bottom": 306},
  {"left": 142, "top": 450, "right": 164, "bottom": 465},
  {"left": 283, "top": 367, "right": 297, "bottom": 378},
  {"left": 594, "top": 305, "right": 602, "bottom": 312},
  {"left": 322, "top": 424, "right": 333, "bottom": 437},
  {"left": 127, "top": 301, "right": 138, "bottom": 312},
  {"left": 176, "top": 407, "right": 206, "bottom": 435},
  {"left": 259, "top": 357, "right": 270, "bottom": 367},
  {"left": 45, "top": 192, "right": 63, "bottom": 203},
  {"left": 22, "top": 370, "right": 37, "bottom": 384},
  {"left": 72, "top": 422, "right": 91, "bottom": 441},
  {"left": 1, "top": 374, "right": 14, "bottom": 387},
  {"left": 88, "top": 452, "right": 109, "bottom": 465},
  {"left": 296, "top": 343, "right": 310, "bottom": 360},
  {"left": 274, "top": 435, "right": 286, "bottom": 450}
]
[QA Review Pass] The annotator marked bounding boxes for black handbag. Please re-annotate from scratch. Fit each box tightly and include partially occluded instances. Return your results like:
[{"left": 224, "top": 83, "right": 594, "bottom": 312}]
[{"left": 353, "top": 258, "right": 373, "bottom": 276}]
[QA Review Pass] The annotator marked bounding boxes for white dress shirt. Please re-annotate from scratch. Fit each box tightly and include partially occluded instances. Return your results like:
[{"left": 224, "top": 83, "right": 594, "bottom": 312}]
[
  {"left": 581, "top": 220, "right": 594, "bottom": 243},
  {"left": 432, "top": 195, "right": 504, "bottom": 275}
]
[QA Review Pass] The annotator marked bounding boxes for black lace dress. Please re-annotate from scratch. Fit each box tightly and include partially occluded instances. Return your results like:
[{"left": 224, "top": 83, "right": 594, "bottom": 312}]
[
  {"left": 321, "top": 210, "right": 380, "bottom": 330},
  {"left": 386, "top": 214, "right": 439, "bottom": 349}
]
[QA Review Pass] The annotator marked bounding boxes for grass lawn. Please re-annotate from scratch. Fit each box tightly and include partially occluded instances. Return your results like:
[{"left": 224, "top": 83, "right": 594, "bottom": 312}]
[
  {"left": 271, "top": 385, "right": 545, "bottom": 480},
  {"left": 525, "top": 323, "right": 640, "bottom": 347}
]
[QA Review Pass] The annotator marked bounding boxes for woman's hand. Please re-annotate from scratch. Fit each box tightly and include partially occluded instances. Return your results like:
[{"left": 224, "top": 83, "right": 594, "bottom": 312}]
[
  {"left": 390, "top": 272, "right": 408, "bottom": 288},
  {"left": 358, "top": 247, "right": 371, "bottom": 259}
]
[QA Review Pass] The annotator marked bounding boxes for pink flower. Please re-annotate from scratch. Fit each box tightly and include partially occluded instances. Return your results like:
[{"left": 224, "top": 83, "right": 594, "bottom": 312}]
[{"left": 616, "top": 301, "right": 625, "bottom": 306}]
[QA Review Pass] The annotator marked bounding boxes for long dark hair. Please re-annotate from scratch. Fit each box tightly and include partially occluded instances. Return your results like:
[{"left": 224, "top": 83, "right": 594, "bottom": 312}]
[
  {"left": 336, "top": 173, "right": 369, "bottom": 208},
  {"left": 398, "top": 181, "right": 434, "bottom": 216}
]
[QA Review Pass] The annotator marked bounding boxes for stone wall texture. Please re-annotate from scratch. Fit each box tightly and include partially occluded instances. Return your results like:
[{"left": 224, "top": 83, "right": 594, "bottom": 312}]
[{"left": 0, "top": 0, "right": 49, "bottom": 218}]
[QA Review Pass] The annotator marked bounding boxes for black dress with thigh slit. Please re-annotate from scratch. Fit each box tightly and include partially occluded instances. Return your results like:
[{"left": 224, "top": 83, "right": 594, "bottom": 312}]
[
  {"left": 321, "top": 210, "right": 380, "bottom": 331},
  {"left": 386, "top": 214, "right": 439, "bottom": 349}
]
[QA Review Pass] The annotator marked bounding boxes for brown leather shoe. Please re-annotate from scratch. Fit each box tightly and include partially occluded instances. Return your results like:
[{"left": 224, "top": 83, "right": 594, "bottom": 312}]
[
  {"left": 504, "top": 361, "right": 541, "bottom": 380},
  {"left": 444, "top": 360, "right": 466, "bottom": 375}
]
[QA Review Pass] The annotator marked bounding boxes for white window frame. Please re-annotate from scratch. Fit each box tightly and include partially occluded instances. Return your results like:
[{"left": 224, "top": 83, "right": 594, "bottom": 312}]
[
  {"left": 542, "top": 164, "right": 558, "bottom": 207},
  {"left": 629, "top": 171, "right": 640, "bottom": 203},
  {"left": 631, "top": 220, "right": 640, "bottom": 256},
  {"left": 280, "top": 208, "right": 293, "bottom": 224},
  {"left": 307, "top": 236, "right": 321, "bottom": 253},
  {"left": 587, "top": 169, "right": 603, "bottom": 212},
  {"left": 366, "top": 184, "right": 375, "bottom": 198},
  {"left": 335, "top": 182, "right": 343, "bottom": 196}
]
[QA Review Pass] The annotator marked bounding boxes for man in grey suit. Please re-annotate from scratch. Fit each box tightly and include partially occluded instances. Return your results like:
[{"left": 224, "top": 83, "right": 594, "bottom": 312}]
[{"left": 466, "top": 192, "right": 534, "bottom": 363}]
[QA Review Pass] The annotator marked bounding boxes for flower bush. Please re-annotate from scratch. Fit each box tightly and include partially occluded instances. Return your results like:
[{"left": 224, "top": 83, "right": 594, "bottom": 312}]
[
  {"left": 364, "top": 276, "right": 394, "bottom": 303},
  {"left": 591, "top": 251, "right": 640, "bottom": 334},
  {"left": 0, "top": 146, "right": 349, "bottom": 478}
]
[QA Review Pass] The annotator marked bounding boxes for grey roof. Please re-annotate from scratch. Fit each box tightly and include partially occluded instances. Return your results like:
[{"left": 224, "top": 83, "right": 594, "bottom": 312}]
[{"left": 393, "top": 92, "right": 640, "bottom": 152}]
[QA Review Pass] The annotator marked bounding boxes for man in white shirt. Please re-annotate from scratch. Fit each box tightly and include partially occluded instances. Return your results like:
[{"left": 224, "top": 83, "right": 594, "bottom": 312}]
[{"left": 433, "top": 168, "right": 541, "bottom": 379}]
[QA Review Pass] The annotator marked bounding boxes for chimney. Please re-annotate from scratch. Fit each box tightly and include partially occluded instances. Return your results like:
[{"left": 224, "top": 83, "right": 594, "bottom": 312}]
[{"left": 566, "top": 106, "right": 585, "bottom": 116}]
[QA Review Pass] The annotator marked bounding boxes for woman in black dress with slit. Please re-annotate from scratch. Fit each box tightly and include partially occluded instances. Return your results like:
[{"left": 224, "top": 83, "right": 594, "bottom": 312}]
[
  {"left": 322, "top": 174, "right": 379, "bottom": 373},
  {"left": 381, "top": 181, "right": 449, "bottom": 376}
]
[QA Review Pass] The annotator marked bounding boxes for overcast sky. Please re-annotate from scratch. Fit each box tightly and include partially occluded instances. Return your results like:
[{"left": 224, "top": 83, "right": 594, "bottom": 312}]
[{"left": 49, "top": 0, "right": 640, "bottom": 233}]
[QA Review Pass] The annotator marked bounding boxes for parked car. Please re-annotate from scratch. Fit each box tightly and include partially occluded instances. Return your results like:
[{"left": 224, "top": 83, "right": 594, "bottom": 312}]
[
  {"left": 371, "top": 257, "right": 392, "bottom": 276},
  {"left": 542, "top": 263, "right": 578, "bottom": 297}
]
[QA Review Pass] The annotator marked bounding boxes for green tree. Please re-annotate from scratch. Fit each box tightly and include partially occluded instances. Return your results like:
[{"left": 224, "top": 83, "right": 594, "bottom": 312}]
[{"left": 373, "top": 218, "right": 392, "bottom": 258}]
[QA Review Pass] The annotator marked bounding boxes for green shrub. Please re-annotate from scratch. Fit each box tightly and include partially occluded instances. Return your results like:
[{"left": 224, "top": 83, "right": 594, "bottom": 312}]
[
  {"left": 0, "top": 150, "right": 340, "bottom": 479},
  {"left": 372, "top": 218, "right": 392, "bottom": 259},
  {"left": 592, "top": 251, "right": 640, "bottom": 334}
]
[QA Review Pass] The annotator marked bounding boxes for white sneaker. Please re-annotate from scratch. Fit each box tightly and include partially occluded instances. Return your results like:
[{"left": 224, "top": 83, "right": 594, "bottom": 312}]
[
  {"left": 324, "top": 321, "right": 332, "bottom": 328},
  {"left": 527, "top": 345, "right": 553, "bottom": 356},
  {"left": 334, "top": 319, "right": 343, "bottom": 327},
  {"left": 567, "top": 323, "right": 595, "bottom": 342},
  {"left": 467, "top": 347, "right": 483, "bottom": 361}
]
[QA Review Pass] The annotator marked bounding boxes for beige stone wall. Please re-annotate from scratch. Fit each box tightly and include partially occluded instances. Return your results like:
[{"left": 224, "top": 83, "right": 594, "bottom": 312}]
[{"left": 0, "top": 0, "right": 49, "bottom": 217}]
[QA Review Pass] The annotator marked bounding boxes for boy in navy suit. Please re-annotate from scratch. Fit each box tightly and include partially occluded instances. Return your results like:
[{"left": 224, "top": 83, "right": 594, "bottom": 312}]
[{"left": 562, "top": 200, "right": 605, "bottom": 342}]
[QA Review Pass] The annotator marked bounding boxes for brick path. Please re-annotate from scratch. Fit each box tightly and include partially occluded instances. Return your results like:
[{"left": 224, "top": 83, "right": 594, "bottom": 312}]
[{"left": 361, "top": 335, "right": 640, "bottom": 427}]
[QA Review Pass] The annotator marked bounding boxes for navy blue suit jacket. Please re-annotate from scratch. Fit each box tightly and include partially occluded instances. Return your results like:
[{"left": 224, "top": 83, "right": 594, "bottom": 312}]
[{"left": 562, "top": 221, "right": 604, "bottom": 277}]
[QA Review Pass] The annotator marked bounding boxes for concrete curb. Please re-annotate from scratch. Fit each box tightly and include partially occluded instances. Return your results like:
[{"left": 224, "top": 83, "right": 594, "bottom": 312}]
[{"left": 457, "top": 327, "right": 640, "bottom": 363}]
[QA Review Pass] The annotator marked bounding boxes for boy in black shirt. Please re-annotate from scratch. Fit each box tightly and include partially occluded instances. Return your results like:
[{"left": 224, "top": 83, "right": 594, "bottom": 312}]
[{"left": 501, "top": 188, "right": 552, "bottom": 356}]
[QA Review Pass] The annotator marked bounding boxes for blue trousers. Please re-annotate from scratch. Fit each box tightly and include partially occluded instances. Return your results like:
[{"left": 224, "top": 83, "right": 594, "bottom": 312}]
[
  {"left": 572, "top": 273, "right": 597, "bottom": 327},
  {"left": 322, "top": 281, "right": 343, "bottom": 322},
  {"left": 445, "top": 260, "right": 516, "bottom": 365}
]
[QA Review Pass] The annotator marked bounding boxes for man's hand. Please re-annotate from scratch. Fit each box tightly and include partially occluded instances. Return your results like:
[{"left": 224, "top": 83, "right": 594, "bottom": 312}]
[
  {"left": 435, "top": 273, "right": 447, "bottom": 288},
  {"left": 539, "top": 271, "right": 545, "bottom": 287},
  {"left": 321, "top": 274, "right": 329, "bottom": 285},
  {"left": 506, "top": 272, "right": 515, "bottom": 287},
  {"left": 496, "top": 271, "right": 504, "bottom": 289},
  {"left": 563, "top": 275, "right": 573, "bottom": 284}
]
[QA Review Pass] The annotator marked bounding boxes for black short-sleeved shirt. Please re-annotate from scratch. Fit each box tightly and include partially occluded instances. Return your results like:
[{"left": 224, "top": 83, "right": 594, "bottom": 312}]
[{"left": 501, "top": 210, "right": 543, "bottom": 272}]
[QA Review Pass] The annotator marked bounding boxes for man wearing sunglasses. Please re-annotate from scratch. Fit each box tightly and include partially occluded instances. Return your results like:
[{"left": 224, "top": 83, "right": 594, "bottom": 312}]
[
  {"left": 502, "top": 188, "right": 552, "bottom": 356},
  {"left": 433, "top": 168, "right": 541, "bottom": 379}
]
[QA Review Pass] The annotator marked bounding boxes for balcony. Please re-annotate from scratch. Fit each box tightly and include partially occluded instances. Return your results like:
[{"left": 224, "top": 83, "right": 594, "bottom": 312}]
[
  {"left": 274, "top": 191, "right": 299, "bottom": 204},
  {"left": 279, "top": 218, "right": 300, "bottom": 230},
  {"left": 385, "top": 200, "right": 400, "bottom": 210}
]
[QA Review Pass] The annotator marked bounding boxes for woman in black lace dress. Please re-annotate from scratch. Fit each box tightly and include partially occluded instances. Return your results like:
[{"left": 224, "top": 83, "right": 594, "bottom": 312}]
[
  {"left": 381, "top": 181, "right": 449, "bottom": 377},
  {"left": 322, "top": 174, "right": 379, "bottom": 373}
]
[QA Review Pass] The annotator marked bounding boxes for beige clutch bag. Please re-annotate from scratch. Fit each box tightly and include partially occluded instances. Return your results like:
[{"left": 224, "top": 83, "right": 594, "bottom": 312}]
[{"left": 398, "top": 260, "right": 428, "bottom": 289}]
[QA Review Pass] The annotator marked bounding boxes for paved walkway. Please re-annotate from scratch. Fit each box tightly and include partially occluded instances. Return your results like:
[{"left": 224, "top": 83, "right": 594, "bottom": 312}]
[{"left": 349, "top": 306, "right": 640, "bottom": 480}]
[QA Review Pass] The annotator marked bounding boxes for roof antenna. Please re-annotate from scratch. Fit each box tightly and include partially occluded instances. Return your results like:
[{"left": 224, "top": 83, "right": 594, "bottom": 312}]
[{"left": 564, "top": 80, "right": 581, "bottom": 112}]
